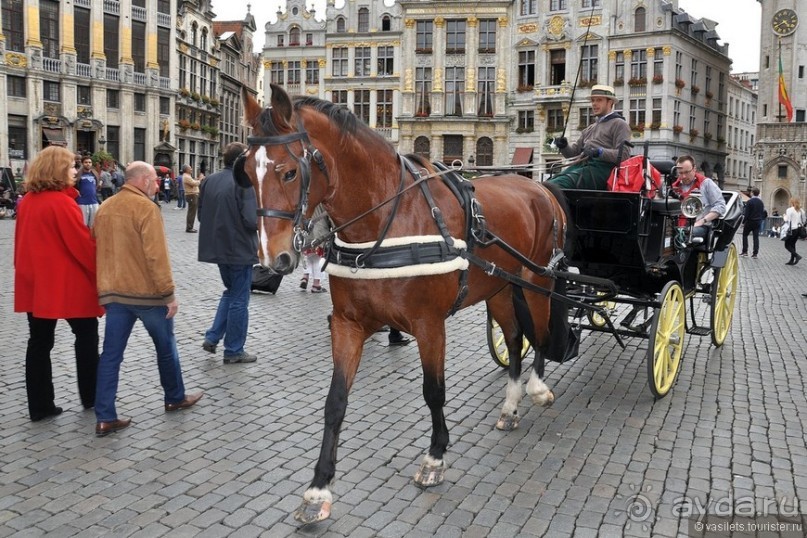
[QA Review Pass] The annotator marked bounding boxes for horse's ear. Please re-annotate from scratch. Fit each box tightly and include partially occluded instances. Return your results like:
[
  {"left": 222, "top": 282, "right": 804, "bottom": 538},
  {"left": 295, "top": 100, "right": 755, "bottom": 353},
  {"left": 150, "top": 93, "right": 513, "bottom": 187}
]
[
  {"left": 242, "top": 86, "right": 263, "bottom": 130},
  {"left": 269, "top": 83, "right": 294, "bottom": 125}
]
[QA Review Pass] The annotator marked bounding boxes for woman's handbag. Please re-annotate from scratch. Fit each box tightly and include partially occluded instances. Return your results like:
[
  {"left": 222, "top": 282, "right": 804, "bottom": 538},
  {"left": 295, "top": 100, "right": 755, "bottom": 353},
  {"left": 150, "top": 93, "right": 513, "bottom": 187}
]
[{"left": 799, "top": 225, "right": 807, "bottom": 240}]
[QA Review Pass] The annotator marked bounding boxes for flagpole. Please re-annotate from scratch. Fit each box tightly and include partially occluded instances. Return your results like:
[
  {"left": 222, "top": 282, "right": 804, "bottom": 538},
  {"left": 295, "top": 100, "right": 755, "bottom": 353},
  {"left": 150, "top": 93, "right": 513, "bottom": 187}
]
[{"left": 778, "top": 38, "right": 782, "bottom": 122}]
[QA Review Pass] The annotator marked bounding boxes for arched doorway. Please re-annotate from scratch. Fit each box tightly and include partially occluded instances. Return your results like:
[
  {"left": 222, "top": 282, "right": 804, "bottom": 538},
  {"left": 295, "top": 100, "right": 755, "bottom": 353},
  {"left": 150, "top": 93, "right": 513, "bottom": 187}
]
[
  {"left": 414, "top": 136, "right": 430, "bottom": 159},
  {"left": 476, "top": 137, "right": 493, "bottom": 166}
]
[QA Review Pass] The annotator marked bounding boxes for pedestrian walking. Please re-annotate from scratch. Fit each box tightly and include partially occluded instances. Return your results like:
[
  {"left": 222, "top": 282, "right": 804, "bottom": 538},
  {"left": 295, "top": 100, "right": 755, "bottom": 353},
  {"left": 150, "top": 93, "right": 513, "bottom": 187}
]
[
  {"left": 14, "top": 146, "right": 104, "bottom": 422},
  {"left": 198, "top": 143, "right": 259, "bottom": 364},
  {"left": 783, "top": 197, "right": 805, "bottom": 265},
  {"left": 92, "top": 161, "right": 203, "bottom": 437},
  {"left": 741, "top": 187, "right": 765, "bottom": 259},
  {"left": 76, "top": 156, "right": 100, "bottom": 226},
  {"left": 182, "top": 165, "right": 200, "bottom": 232}
]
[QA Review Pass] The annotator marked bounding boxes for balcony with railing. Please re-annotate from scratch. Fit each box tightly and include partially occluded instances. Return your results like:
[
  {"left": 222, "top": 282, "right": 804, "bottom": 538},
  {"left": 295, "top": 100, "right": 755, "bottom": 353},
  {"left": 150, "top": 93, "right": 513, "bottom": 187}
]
[
  {"left": 103, "top": 0, "right": 120, "bottom": 15},
  {"left": 75, "top": 0, "right": 91, "bottom": 6},
  {"left": 375, "top": 127, "right": 392, "bottom": 140},
  {"left": 106, "top": 67, "right": 120, "bottom": 81},
  {"left": 76, "top": 63, "right": 92, "bottom": 78},
  {"left": 159, "top": 77, "right": 171, "bottom": 90},
  {"left": 132, "top": 5, "right": 146, "bottom": 22},
  {"left": 134, "top": 72, "right": 147, "bottom": 86},
  {"left": 43, "top": 57, "right": 62, "bottom": 73},
  {"left": 157, "top": 12, "right": 171, "bottom": 28}
]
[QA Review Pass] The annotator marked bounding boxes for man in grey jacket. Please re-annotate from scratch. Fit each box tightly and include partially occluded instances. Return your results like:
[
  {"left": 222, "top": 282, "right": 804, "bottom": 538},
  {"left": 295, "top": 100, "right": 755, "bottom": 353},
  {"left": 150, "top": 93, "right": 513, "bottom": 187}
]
[
  {"left": 549, "top": 84, "right": 631, "bottom": 190},
  {"left": 197, "top": 142, "right": 259, "bottom": 364}
]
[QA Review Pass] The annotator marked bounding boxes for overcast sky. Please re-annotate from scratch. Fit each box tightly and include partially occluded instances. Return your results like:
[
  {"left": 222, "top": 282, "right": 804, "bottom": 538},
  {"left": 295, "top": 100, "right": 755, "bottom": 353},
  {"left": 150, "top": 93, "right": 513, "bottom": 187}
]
[{"left": 214, "top": 0, "right": 761, "bottom": 73}]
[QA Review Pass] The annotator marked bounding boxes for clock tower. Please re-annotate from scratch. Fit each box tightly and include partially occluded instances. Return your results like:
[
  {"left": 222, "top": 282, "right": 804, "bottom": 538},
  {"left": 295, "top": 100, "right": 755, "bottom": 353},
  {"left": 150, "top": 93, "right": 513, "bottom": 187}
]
[{"left": 754, "top": 1, "right": 807, "bottom": 213}]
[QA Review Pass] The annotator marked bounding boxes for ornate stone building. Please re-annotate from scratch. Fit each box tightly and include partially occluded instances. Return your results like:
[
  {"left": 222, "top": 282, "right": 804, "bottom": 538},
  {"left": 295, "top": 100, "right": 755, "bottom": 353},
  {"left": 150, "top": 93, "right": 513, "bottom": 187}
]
[
  {"left": 725, "top": 75, "right": 757, "bottom": 191},
  {"left": 0, "top": 0, "right": 174, "bottom": 173},
  {"left": 754, "top": 0, "right": 807, "bottom": 214}
]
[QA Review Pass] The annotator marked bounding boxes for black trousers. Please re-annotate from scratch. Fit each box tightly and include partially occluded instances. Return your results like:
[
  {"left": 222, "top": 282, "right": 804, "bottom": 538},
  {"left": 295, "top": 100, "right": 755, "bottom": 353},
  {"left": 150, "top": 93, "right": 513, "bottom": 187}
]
[
  {"left": 26, "top": 314, "right": 99, "bottom": 418},
  {"left": 742, "top": 220, "right": 760, "bottom": 256}
]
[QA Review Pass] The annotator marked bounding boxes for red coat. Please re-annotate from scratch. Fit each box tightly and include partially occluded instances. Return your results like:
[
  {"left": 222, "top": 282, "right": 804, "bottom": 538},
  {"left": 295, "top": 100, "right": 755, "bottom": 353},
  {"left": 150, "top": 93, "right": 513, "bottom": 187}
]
[{"left": 14, "top": 188, "right": 105, "bottom": 319}]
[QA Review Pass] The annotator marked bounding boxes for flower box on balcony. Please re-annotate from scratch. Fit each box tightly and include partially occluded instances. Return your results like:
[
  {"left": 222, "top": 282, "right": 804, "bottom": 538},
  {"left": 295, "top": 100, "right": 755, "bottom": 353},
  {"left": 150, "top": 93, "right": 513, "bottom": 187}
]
[
  {"left": 705, "top": 90, "right": 714, "bottom": 100},
  {"left": 630, "top": 123, "right": 645, "bottom": 133},
  {"left": 649, "top": 122, "right": 661, "bottom": 130},
  {"left": 179, "top": 88, "right": 190, "bottom": 97},
  {"left": 517, "top": 85, "right": 534, "bottom": 93},
  {"left": 613, "top": 78, "right": 624, "bottom": 86},
  {"left": 674, "top": 78, "right": 686, "bottom": 89},
  {"left": 652, "top": 75, "right": 664, "bottom": 84},
  {"left": 191, "top": 92, "right": 201, "bottom": 102},
  {"left": 673, "top": 124, "right": 684, "bottom": 134},
  {"left": 688, "top": 128, "right": 699, "bottom": 140},
  {"left": 191, "top": 122, "right": 201, "bottom": 131},
  {"left": 178, "top": 119, "right": 190, "bottom": 131},
  {"left": 690, "top": 85, "right": 700, "bottom": 95},
  {"left": 628, "top": 77, "right": 647, "bottom": 86}
]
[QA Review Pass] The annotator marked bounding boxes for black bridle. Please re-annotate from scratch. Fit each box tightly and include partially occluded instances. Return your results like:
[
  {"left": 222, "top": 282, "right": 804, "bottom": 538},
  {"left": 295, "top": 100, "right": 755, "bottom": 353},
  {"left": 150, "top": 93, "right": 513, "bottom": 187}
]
[{"left": 234, "top": 118, "right": 328, "bottom": 251}]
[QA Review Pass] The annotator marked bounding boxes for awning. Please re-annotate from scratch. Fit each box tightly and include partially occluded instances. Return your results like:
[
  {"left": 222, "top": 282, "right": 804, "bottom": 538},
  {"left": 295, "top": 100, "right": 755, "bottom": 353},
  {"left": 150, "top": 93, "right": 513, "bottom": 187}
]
[
  {"left": 42, "top": 128, "right": 67, "bottom": 146},
  {"left": 512, "top": 147, "right": 534, "bottom": 166}
]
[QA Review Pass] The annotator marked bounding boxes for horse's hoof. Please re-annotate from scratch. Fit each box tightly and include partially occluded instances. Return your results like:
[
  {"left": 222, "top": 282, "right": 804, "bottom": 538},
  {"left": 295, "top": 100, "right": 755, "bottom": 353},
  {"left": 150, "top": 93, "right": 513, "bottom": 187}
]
[
  {"left": 293, "top": 489, "right": 332, "bottom": 524},
  {"left": 531, "top": 389, "right": 555, "bottom": 407},
  {"left": 414, "top": 455, "right": 446, "bottom": 487},
  {"left": 496, "top": 413, "right": 519, "bottom": 431}
]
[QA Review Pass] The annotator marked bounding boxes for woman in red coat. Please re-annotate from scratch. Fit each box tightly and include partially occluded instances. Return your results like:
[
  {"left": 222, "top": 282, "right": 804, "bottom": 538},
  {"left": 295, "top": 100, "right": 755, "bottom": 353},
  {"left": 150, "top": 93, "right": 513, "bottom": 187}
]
[{"left": 14, "top": 146, "right": 105, "bottom": 421}]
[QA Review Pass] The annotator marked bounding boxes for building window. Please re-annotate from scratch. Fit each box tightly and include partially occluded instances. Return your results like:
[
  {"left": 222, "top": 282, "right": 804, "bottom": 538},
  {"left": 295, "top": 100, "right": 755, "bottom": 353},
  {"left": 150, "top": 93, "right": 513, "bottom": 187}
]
[
  {"left": 191, "top": 22, "right": 197, "bottom": 47},
  {"left": 179, "top": 56, "right": 187, "bottom": 88},
  {"left": 445, "top": 20, "right": 466, "bottom": 54},
  {"left": 2, "top": 0, "right": 24, "bottom": 52},
  {"left": 690, "top": 59, "right": 698, "bottom": 88},
  {"left": 40, "top": 0, "right": 60, "bottom": 59},
  {"left": 134, "top": 128, "right": 146, "bottom": 162},
  {"left": 353, "top": 89, "right": 370, "bottom": 124},
  {"left": 630, "top": 48, "right": 647, "bottom": 80},
  {"left": 74, "top": 7, "right": 91, "bottom": 65},
  {"left": 158, "top": 27, "right": 170, "bottom": 78},
  {"left": 336, "top": 17, "right": 346, "bottom": 33},
  {"left": 799, "top": 66, "right": 804, "bottom": 79},
  {"left": 579, "top": 107, "right": 594, "bottom": 129},
  {"left": 520, "top": 0, "right": 536, "bottom": 16},
  {"left": 689, "top": 104, "right": 696, "bottom": 131},
  {"left": 77, "top": 85, "right": 91, "bottom": 105},
  {"left": 160, "top": 97, "right": 170, "bottom": 115},
  {"left": 332, "top": 90, "right": 347, "bottom": 107},
  {"left": 415, "top": 67, "right": 432, "bottom": 116},
  {"left": 652, "top": 98, "right": 662, "bottom": 125},
  {"left": 629, "top": 98, "right": 645, "bottom": 128},
  {"left": 582, "top": 0, "right": 601, "bottom": 7},
  {"left": 443, "top": 135, "right": 463, "bottom": 163},
  {"left": 290, "top": 27, "right": 300, "bottom": 46},
  {"left": 107, "top": 89, "right": 120, "bottom": 108},
  {"left": 358, "top": 7, "right": 369, "bottom": 32},
  {"left": 416, "top": 20, "right": 433, "bottom": 53},
  {"left": 653, "top": 48, "right": 663, "bottom": 78},
  {"left": 277, "top": 35, "right": 285, "bottom": 47},
  {"left": 132, "top": 20, "right": 146, "bottom": 73},
  {"left": 332, "top": 48, "right": 348, "bottom": 77},
  {"left": 634, "top": 7, "right": 646, "bottom": 32},
  {"left": 271, "top": 63, "right": 284, "bottom": 84},
  {"left": 306, "top": 33, "right": 313, "bottom": 45},
  {"left": 476, "top": 137, "right": 493, "bottom": 166},
  {"left": 414, "top": 136, "right": 430, "bottom": 158},
  {"left": 581, "top": 44, "right": 598, "bottom": 84},
  {"left": 517, "top": 110, "right": 534, "bottom": 131},
  {"left": 778, "top": 165, "right": 787, "bottom": 179},
  {"left": 8, "top": 121, "right": 28, "bottom": 160},
  {"left": 615, "top": 51, "right": 625, "bottom": 83},
  {"left": 43, "top": 81, "right": 60, "bottom": 102},
  {"left": 703, "top": 110, "right": 711, "bottom": 138},
  {"left": 355, "top": 47, "right": 371, "bottom": 77},
  {"left": 104, "top": 14, "right": 119, "bottom": 68},
  {"left": 201, "top": 28, "right": 208, "bottom": 51},
  {"left": 189, "top": 59, "right": 197, "bottom": 92},
  {"left": 796, "top": 110, "right": 806, "bottom": 122},
  {"left": 106, "top": 126, "right": 120, "bottom": 161},
  {"left": 518, "top": 50, "right": 535, "bottom": 87},
  {"left": 377, "top": 89, "right": 393, "bottom": 128},
  {"left": 547, "top": 107, "right": 564, "bottom": 131},
  {"left": 288, "top": 61, "right": 301, "bottom": 84},
  {"left": 549, "top": 49, "right": 565, "bottom": 86},
  {"left": 477, "top": 67, "right": 495, "bottom": 116},
  {"left": 381, "top": 16, "right": 391, "bottom": 32},
  {"left": 445, "top": 67, "right": 464, "bottom": 116},
  {"left": 377, "top": 46, "right": 394, "bottom": 76},
  {"left": 550, "top": 0, "right": 567, "bottom": 11},
  {"left": 305, "top": 62, "right": 319, "bottom": 85},
  {"left": 675, "top": 51, "right": 683, "bottom": 81},
  {"left": 478, "top": 19, "right": 496, "bottom": 53},
  {"left": 134, "top": 93, "right": 146, "bottom": 112},
  {"left": 8, "top": 76, "right": 26, "bottom": 97}
]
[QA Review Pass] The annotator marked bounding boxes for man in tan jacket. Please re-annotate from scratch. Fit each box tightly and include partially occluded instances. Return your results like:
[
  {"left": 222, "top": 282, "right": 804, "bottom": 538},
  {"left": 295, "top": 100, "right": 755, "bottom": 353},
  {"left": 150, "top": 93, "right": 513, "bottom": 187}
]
[
  {"left": 182, "top": 164, "right": 201, "bottom": 233},
  {"left": 92, "top": 161, "right": 203, "bottom": 437}
]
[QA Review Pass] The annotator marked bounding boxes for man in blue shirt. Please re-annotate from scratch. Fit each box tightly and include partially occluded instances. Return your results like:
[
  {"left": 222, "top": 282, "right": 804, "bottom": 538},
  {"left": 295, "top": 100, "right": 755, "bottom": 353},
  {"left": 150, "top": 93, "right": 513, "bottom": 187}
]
[{"left": 75, "top": 156, "right": 100, "bottom": 227}]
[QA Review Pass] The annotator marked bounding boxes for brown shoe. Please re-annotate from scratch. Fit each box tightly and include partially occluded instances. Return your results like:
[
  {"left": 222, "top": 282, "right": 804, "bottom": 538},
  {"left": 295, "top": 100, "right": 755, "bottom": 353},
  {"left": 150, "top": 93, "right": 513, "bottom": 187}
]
[
  {"left": 164, "top": 391, "right": 204, "bottom": 412},
  {"left": 95, "top": 417, "right": 132, "bottom": 437}
]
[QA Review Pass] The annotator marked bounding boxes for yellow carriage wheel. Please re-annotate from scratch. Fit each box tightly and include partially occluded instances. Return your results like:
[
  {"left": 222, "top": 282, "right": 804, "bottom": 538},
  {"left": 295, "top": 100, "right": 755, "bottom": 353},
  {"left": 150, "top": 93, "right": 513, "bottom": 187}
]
[
  {"left": 710, "top": 244, "right": 739, "bottom": 347},
  {"left": 587, "top": 298, "right": 617, "bottom": 328},
  {"left": 646, "top": 281, "right": 686, "bottom": 398},
  {"left": 486, "top": 311, "right": 531, "bottom": 369}
]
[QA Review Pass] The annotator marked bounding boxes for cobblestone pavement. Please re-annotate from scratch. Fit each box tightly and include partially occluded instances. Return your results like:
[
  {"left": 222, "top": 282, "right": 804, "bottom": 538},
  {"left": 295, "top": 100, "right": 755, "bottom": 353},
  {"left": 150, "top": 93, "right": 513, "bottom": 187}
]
[{"left": 1, "top": 208, "right": 807, "bottom": 537}]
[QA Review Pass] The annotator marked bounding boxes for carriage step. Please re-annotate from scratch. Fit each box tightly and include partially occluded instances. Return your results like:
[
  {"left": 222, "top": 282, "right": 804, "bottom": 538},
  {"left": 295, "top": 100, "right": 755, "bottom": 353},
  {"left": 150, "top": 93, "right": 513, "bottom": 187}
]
[{"left": 688, "top": 326, "right": 711, "bottom": 336}]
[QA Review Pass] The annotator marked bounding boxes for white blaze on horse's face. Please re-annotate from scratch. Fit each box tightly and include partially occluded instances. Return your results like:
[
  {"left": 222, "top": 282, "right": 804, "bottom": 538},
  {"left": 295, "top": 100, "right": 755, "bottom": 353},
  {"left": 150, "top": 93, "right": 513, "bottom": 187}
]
[{"left": 254, "top": 145, "right": 275, "bottom": 267}]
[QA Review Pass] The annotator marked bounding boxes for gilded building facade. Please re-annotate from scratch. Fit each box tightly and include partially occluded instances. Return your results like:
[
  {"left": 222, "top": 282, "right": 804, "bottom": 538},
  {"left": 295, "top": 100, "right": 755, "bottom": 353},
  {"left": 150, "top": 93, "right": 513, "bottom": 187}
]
[
  {"left": 0, "top": 0, "right": 174, "bottom": 174},
  {"left": 754, "top": 0, "right": 807, "bottom": 214}
]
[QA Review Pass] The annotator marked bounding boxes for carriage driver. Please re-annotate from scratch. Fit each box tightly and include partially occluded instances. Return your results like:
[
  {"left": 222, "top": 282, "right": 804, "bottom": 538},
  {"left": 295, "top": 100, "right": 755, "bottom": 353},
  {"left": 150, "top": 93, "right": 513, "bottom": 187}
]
[
  {"left": 548, "top": 84, "right": 631, "bottom": 190},
  {"left": 673, "top": 155, "right": 726, "bottom": 242}
]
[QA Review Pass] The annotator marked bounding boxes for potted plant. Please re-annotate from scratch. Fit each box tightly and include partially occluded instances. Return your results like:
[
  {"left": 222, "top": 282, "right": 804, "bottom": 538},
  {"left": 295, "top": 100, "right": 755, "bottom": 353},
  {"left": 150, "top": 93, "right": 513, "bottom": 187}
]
[
  {"left": 673, "top": 124, "right": 684, "bottom": 134},
  {"left": 649, "top": 121, "right": 661, "bottom": 130},
  {"left": 202, "top": 95, "right": 210, "bottom": 105},
  {"left": 628, "top": 77, "right": 647, "bottom": 86},
  {"left": 179, "top": 87, "right": 190, "bottom": 98},
  {"left": 690, "top": 85, "right": 700, "bottom": 95},
  {"left": 517, "top": 84, "right": 534, "bottom": 93},
  {"left": 703, "top": 132, "right": 713, "bottom": 141},
  {"left": 674, "top": 78, "right": 686, "bottom": 89},
  {"left": 613, "top": 77, "right": 624, "bottom": 86},
  {"left": 210, "top": 98, "right": 220, "bottom": 107},
  {"left": 688, "top": 128, "right": 699, "bottom": 140},
  {"left": 178, "top": 119, "right": 190, "bottom": 130},
  {"left": 630, "top": 122, "right": 645, "bottom": 133},
  {"left": 705, "top": 90, "right": 714, "bottom": 100},
  {"left": 191, "top": 122, "right": 201, "bottom": 131},
  {"left": 652, "top": 74, "right": 664, "bottom": 84},
  {"left": 191, "top": 91, "right": 201, "bottom": 102},
  {"left": 717, "top": 136, "right": 726, "bottom": 145}
]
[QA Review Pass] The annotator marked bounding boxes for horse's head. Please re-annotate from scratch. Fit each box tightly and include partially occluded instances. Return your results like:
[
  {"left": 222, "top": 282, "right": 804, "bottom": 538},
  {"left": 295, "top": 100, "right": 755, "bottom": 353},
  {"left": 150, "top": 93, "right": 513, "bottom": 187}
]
[{"left": 235, "top": 84, "right": 330, "bottom": 274}]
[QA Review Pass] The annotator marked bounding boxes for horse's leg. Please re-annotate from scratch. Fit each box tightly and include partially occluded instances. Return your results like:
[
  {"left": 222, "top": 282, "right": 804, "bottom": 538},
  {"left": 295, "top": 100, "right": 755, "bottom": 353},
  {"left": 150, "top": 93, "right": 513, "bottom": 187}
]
[
  {"left": 293, "top": 319, "right": 365, "bottom": 524},
  {"left": 487, "top": 294, "right": 524, "bottom": 431},
  {"left": 412, "top": 322, "right": 449, "bottom": 487},
  {"left": 524, "top": 289, "right": 556, "bottom": 407}
]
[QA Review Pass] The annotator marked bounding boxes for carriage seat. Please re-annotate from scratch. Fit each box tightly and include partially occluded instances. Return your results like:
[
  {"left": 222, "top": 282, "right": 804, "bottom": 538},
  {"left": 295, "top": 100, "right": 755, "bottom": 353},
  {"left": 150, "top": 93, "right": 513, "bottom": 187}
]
[{"left": 649, "top": 160, "right": 677, "bottom": 177}]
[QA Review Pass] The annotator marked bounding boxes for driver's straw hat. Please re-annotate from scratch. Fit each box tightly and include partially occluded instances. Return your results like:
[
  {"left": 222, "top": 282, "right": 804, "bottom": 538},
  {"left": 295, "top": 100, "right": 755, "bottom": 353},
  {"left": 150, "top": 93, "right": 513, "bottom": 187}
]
[{"left": 590, "top": 84, "right": 617, "bottom": 100}]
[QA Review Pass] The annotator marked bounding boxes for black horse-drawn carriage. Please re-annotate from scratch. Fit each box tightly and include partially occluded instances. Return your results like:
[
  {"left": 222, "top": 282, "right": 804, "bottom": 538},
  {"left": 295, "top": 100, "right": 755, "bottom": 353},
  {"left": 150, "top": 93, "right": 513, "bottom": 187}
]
[{"left": 488, "top": 158, "right": 743, "bottom": 398}]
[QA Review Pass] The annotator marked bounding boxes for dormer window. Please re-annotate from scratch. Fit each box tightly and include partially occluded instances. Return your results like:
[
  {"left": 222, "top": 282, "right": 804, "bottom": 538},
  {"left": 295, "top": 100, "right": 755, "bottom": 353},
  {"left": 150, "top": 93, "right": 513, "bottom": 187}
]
[
  {"left": 336, "top": 17, "right": 346, "bottom": 33},
  {"left": 358, "top": 8, "right": 369, "bottom": 32},
  {"left": 290, "top": 26, "right": 300, "bottom": 46},
  {"left": 191, "top": 22, "right": 198, "bottom": 46},
  {"left": 201, "top": 28, "right": 208, "bottom": 51},
  {"left": 634, "top": 7, "right": 646, "bottom": 32},
  {"left": 382, "top": 15, "right": 391, "bottom": 31}
]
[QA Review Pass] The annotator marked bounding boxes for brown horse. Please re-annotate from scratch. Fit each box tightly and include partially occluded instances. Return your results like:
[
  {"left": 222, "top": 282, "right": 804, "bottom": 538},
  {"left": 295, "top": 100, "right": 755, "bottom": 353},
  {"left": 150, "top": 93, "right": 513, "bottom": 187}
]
[{"left": 238, "top": 84, "right": 568, "bottom": 524}]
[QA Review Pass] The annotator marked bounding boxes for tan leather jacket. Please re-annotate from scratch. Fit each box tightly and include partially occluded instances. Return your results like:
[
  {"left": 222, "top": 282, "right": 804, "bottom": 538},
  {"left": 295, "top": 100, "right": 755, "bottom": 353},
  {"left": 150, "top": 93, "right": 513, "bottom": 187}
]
[{"left": 93, "top": 184, "right": 176, "bottom": 306}]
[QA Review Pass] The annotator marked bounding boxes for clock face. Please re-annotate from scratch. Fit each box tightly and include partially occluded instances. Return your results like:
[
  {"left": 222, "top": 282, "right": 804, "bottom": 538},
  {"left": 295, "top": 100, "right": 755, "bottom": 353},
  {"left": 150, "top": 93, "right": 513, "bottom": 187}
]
[{"left": 772, "top": 8, "right": 798, "bottom": 36}]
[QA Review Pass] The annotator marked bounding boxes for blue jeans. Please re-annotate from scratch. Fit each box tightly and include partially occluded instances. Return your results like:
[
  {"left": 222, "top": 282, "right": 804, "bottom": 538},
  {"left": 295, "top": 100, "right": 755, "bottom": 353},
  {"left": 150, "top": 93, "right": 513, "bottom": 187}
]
[
  {"left": 177, "top": 190, "right": 186, "bottom": 208},
  {"left": 95, "top": 303, "right": 186, "bottom": 422},
  {"left": 205, "top": 264, "right": 252, "bottom": 357}
]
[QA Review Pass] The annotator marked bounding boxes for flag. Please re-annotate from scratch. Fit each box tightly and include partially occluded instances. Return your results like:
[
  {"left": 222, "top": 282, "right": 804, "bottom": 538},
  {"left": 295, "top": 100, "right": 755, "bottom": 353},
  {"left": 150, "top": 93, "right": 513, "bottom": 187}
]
[{"left": 778, "top": 43, "right": 794, "bottom": 122}]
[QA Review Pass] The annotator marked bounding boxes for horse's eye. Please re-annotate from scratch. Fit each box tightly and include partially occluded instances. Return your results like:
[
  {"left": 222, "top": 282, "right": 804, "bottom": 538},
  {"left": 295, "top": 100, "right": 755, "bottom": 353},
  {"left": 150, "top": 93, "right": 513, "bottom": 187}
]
[{"left": 283, "top": 170, "right": 297, "bottom": 182}]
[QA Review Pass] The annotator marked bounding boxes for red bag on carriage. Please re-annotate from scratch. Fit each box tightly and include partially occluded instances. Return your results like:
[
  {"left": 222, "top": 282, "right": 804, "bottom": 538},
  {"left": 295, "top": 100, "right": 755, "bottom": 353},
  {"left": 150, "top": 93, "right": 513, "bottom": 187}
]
[{"left": 607, "top": 155, "right": 662, "bottom": 198}]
